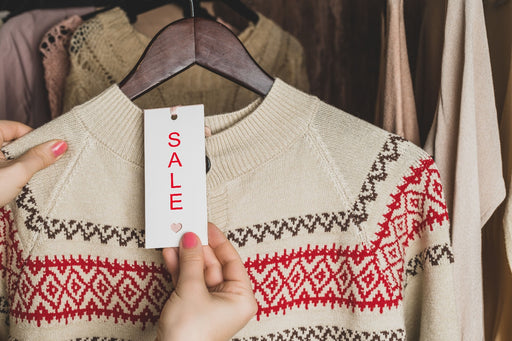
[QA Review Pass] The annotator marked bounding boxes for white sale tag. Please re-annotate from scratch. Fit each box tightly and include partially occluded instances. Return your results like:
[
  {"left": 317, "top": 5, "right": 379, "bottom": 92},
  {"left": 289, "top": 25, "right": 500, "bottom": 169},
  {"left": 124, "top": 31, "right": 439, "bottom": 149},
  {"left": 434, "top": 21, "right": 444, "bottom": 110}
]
[{"left": 144, "top": 105, "right": 207, "bottom": 248}]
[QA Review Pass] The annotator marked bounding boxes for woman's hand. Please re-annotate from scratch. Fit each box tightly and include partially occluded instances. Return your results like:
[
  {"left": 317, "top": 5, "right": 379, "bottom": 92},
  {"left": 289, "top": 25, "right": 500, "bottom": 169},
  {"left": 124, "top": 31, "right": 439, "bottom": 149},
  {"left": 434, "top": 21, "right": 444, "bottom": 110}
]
[
  {"left": 0, "top": 120, "right": 67, "bottom": 207},
  {"left": 157, "top": 223, "right": 257, "bottom": 341}
]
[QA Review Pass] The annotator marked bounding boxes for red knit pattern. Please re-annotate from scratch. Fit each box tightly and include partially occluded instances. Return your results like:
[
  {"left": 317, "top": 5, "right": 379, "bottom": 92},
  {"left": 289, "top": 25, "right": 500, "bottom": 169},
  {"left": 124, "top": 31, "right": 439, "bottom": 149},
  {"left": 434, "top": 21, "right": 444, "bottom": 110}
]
[
  {"left": 1, "top": 207, "right": 172, "bottom": 328},
  {"left": 0, "top": 158, "right": 447, "bottom": 327},
  {"left": 0, "top": 207, "right": 12, "bottom": 280},
  {"left": 0, "top": 207, "right": 24, "bottom": 308},
  {"left": 9, "top": 255, "right": 171, "bottom": 327},
  {"left": 245, "top": 158, "right": 448, "bottom": 319}
]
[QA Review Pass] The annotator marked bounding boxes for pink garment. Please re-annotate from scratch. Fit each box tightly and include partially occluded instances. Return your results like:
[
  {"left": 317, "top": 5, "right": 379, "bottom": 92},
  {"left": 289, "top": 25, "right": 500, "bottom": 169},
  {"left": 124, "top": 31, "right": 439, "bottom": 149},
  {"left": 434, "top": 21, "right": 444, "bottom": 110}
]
[
  {"left": 40, "top": 15, "right": 84, "bottom": 119},
  {"left": 0, "top": 8, "right": 93, "bottom": 128},
  {"left": 375, "top": 0, "right": 420, "bottom": 145}
]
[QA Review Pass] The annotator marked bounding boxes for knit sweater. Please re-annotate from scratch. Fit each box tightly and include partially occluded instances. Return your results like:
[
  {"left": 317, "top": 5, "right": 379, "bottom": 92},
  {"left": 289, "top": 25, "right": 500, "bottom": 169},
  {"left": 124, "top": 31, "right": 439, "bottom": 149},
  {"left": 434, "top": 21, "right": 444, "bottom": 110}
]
[
  {"left": 62, "top": 7, "right": 309, "bottom": 115},
  {"left": 0, "top": 79, "right": 459, "bottom": 340},
  {"left": 40, "top": 15, "right": 84, "bottom": 119}
]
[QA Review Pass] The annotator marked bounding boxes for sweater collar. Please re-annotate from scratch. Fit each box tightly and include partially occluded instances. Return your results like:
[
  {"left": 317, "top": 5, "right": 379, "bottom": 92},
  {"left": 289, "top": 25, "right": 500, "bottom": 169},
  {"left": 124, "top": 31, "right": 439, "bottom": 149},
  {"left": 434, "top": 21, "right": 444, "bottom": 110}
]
[{"left": 75, "top": 79, "right": 319, "bottom": 188}]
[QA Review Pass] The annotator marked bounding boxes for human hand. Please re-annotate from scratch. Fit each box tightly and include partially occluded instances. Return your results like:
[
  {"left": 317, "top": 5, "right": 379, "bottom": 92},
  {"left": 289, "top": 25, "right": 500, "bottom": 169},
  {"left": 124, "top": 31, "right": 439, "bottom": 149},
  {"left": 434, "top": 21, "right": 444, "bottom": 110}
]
[
  {"left": 0, "top": 120, "right": 67, "bottom": 207},
  {"left": 156, "top": 223, "right": 257, "bottom": 341}
]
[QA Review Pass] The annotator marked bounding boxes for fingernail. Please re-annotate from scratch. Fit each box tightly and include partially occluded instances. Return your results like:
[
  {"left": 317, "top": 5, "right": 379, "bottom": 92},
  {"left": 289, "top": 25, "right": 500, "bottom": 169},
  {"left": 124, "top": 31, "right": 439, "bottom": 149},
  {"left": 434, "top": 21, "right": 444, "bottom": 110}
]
[
  {"left": 51, "top": 141, "right": 67, "bottom": 157},
  {"left": 182, "top": 232, "right": 198, "bottom": 249}
]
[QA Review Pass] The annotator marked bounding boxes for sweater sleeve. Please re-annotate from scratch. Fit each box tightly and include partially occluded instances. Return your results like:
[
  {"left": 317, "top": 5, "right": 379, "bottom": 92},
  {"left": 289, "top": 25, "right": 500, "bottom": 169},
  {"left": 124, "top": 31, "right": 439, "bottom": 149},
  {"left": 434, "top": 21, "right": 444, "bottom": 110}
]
[
  {"left": 395, "top": 158, "right": 460, "bottom": 340},
  {"left": 0, "top": 205, "right": 24, "bottom": 340}
]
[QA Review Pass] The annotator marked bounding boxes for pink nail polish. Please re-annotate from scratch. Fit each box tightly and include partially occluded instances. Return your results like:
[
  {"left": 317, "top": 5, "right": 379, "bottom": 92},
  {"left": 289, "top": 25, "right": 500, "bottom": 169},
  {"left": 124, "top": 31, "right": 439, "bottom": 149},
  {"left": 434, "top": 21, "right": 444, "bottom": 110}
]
[
  {"left": 51, "top": 141, "right": 68, "bottom": 157},
  {"left": 182, "top": 232, "right": 197, "bottom": 249}
]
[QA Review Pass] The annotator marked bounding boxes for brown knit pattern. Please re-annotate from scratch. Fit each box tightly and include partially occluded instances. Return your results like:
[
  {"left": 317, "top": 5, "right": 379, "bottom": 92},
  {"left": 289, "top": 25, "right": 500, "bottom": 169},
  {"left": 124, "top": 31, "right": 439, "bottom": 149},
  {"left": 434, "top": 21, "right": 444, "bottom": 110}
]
[
  {"left": 15, "top": 186, "right": 145, "bottom": 248},
  {"left": 404, "top": 244, "right": 455, "bottom": 280},
  {"left": 232, "top": 326, "right": 406, "bottom": 341}
]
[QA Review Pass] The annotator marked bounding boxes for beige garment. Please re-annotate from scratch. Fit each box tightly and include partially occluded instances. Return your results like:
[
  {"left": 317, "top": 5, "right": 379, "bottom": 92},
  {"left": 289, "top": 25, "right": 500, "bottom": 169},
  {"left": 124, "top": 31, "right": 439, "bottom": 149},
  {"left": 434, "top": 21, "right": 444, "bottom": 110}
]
[
  {"left": 62, "top": 7, "right": 309, "bottom": 115},
  {"left": 1, "top": 79, "right": 459, "bottom": 340},
  {"left": 375, "top": 0, "right": 420, "bottom": 145},
  {"left": 423, "top": 1, "right": 506, "bottom": 340}
]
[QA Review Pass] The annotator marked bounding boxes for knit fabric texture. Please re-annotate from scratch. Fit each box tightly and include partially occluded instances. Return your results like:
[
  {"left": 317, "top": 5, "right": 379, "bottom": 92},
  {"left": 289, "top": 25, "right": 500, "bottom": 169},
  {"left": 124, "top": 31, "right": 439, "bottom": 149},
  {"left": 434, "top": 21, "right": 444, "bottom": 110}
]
[
  {"left": 40, "top": 15, "right": 84, "bottom": 119},
  {"left": 0, "top": 79, "right": 458, "bottom": 340},
  {"left": 62, "top": 7, "right": 310, "bottom": 115}
]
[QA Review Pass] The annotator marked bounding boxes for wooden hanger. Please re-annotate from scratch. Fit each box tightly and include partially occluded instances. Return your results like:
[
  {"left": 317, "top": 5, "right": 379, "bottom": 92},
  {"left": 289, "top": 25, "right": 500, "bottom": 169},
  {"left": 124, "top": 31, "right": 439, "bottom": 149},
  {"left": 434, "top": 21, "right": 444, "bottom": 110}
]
[{"left": 118, "top": 0, "right": 274, "bottom": 100}]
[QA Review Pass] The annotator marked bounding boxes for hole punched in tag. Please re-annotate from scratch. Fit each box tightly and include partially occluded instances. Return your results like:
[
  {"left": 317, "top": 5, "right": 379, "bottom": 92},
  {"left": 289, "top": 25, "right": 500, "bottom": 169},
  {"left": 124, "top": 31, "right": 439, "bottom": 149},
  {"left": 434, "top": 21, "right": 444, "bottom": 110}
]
[
  {"left": 169, "top": 110, "right": 211, "bottom": 173},
  {"left": 206, "top": 155, "right": 211, "bottom": 173},
  {"left": 205, "top": 126, "right": 212, "bottom": 174},
  {"left": 170, "top": 106, "right": 179, "bottom": 120}
]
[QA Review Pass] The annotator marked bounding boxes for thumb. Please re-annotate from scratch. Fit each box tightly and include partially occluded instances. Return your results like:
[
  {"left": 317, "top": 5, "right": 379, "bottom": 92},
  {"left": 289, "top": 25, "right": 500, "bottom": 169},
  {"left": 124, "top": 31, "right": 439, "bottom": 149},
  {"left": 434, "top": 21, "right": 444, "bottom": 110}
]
[
  {"left": 176, "top": 232, "right": 206, "bottom": 293},
  {"left": 15, "top": 140, "right": 67, "bottom": 182}
]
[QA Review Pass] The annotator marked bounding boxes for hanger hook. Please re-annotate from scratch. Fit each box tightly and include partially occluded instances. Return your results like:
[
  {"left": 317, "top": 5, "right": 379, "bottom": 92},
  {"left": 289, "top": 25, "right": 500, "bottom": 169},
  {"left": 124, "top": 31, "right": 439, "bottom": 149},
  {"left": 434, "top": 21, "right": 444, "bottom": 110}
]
[{"left": 190, "top": 0, "right": 195, "bottom": 17}]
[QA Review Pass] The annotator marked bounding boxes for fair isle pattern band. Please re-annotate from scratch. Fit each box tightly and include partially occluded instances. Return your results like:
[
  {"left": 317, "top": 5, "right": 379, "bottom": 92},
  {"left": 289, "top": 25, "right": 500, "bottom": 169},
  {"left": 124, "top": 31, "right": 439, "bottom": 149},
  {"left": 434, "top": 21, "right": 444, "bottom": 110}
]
[
  {"left": 227, "top": 135, "right": 404, "bottom": 247},
  {"left": 71, "top": 338, "right": 125, "bottom": 341},
  {"left": 8, "top": 253, "right": 172, "bottom": 328},
  {"left": 0, "top": 135, "right": 452, "bottom": 327},
  {"left": 0, "top": 204, "right": 172, "bottom": 328},
  {"left": 15, "top": 187, "right": 145, "bottom": 248},
  {"left": 0, "top": 204, "right": 19, "bottom": 329},
  {"left": 232, "top": 326, "right": 406, "bottom": 341},
  {"left": 8, "top": 336, "right": 125, "bottom": 341},
  {"left": 10, "top": 134, "right": 404, "bottom": 250},
  {"left": 246, "top": 158, "right": 450, "bottom": 319}
]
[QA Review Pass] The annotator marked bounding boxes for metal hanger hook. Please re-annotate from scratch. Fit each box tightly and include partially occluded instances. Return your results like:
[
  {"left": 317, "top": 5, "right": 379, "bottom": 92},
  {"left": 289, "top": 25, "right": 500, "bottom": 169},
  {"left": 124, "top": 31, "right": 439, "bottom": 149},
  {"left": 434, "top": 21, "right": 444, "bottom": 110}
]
[{"left": 190, "top": 0, "right": 195, "bottom": 17}]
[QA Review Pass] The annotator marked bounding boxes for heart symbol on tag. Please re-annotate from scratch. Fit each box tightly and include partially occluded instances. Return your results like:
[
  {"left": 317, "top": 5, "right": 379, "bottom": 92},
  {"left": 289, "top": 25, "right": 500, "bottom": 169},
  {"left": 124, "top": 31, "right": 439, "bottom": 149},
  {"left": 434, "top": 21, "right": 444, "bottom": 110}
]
[{"left": 170, "top": 223, "right": 182, "bottom": 233}]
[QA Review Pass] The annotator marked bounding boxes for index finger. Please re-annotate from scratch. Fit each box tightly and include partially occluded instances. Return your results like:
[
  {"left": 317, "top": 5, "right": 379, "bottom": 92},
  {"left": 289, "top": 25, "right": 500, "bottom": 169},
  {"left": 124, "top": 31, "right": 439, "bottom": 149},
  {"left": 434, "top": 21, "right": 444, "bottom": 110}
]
[
  {"left": 208, "top": 223, "right": 251, "bottom": 287},
  {"left": 0, "top": 121, "right": 32, "bottom": 145}
]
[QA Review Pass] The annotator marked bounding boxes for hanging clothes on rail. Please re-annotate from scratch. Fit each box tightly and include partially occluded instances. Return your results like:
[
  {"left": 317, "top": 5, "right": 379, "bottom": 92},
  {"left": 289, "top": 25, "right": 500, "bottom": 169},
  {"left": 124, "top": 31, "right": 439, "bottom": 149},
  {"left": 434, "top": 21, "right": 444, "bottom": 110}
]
[
  {"left": 0, "top": 7, "right": 93, "bottom": 128},
  {"left": 61, "top": 7, "right": 310, "bottom": 115},
  {"left": 375, "top": 0, "right": 420, "bottom": 145},
  {"left": 419, "top": 0, "right": 505, "bottom": 340}
]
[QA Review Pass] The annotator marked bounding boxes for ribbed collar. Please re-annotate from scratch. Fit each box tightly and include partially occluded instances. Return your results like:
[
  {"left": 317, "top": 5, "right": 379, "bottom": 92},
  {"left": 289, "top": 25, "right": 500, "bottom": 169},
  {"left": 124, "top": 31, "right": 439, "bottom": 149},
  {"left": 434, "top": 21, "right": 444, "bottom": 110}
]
[{"left": 75, "top": 79, "right": 320, "bottom": 188}]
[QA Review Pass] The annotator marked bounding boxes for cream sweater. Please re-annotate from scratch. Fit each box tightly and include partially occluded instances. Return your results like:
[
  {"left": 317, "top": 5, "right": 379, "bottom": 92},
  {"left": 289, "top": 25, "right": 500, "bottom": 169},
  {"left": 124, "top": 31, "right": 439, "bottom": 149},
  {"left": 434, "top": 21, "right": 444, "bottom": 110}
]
[{"left": 0, "top": 79, "right": 458, "bottom": 340}]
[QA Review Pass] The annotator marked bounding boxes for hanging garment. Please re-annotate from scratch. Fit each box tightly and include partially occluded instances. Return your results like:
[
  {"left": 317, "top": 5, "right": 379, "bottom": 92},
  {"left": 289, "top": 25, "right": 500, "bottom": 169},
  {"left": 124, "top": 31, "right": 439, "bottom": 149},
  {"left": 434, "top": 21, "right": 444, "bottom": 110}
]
[
  {"left": 0, "top": 8, "right": 93, "bottom": 128},
  {"left": 375, "top": 0, "right": 420, "bottom": 145},
  {"left": 0, "top": 79, "right": 459, "bottom": 340},
  {"left": 422, "top": 1, "right": 506, "bottom": 340},
  {"left": 39, "top": 15, "right": 84, "bottom": 119},
  {"left": 62, "top": 7, "right": 310, "bottom": 115}
]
